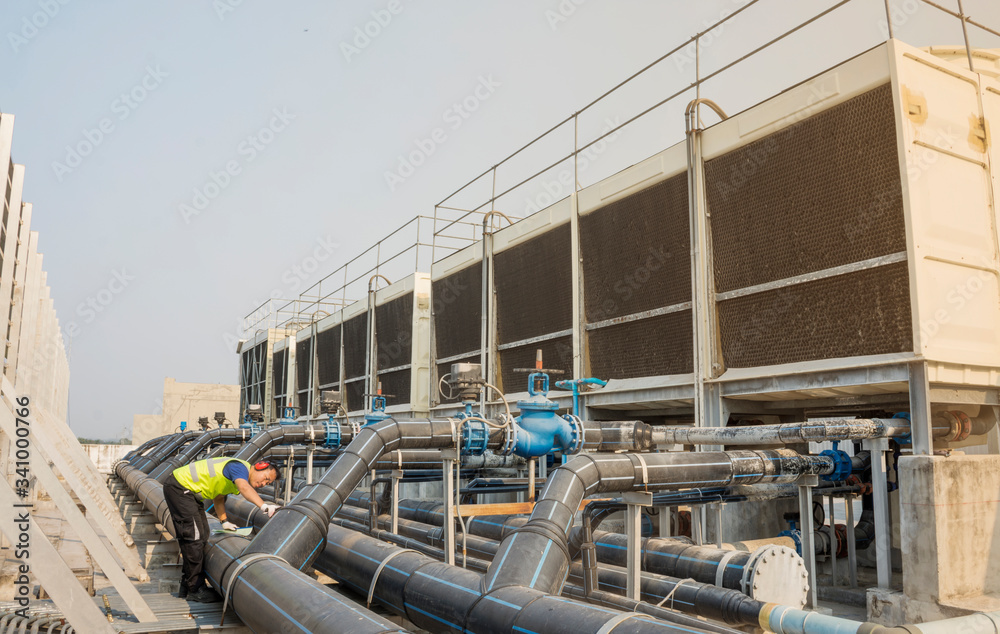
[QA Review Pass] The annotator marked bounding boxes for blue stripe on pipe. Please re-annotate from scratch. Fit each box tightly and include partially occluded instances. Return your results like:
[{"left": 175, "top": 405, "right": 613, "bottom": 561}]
[
  {"left": 232, "top": 575, "right": 313, "bottom": 632},
  {"left": 274, "top": 516, "right": 307, "bottom": 553},
  {"left": 596, "top": 541, "right": 744, "bottom": 571},
  {"left": 483, "top": 595, "right": 522, "bottom": 610},
  {"left": 404, "top": 602, "right": 463, "bottom": 632},
  {"left": 270, "top": 564, "right": 389, "bottom": 625},
  {"left": 301, "top": 538, "right": 324, "bottom": 569},
  {"left": 512, "top": 627, "right": 540, "bottom": 634},
  {"left": 415, "top": 571, "right": 478, "bottom": 596},
  {"left": 529, "top": 541, "right": 553, "bottom": 588},
  {"left": 486, "top": 534, "right": 516, "bottom": 592},
  {"left": 327, "top": 540, "right": 408, "bottom": 577},
  {"left": 591, "top": 579, "right": 695, "bottom": 607}
]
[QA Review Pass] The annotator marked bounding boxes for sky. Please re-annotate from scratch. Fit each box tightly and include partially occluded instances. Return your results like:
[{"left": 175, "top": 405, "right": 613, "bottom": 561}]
[{"left": 1, "top": 0, "right": 998, "bottom": 440}]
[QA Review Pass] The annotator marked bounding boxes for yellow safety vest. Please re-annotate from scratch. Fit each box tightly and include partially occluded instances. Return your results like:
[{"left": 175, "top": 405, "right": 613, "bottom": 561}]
[{"left": 173, "top": 458, "right": 251, "bottom": 500}]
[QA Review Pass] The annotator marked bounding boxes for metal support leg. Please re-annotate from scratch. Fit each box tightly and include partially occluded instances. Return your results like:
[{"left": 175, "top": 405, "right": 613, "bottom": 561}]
[
  {"left": 306, "top": 445, "right": 314, "bottom": 485},
  {"left": 865, "top": 437, "right": 892, "bottom": 589},
  {"left": 527, "top": 458, "right": 536, "bottom": 502},
  {"left": 828, "top": 495, "right": 837, "bottom": 586},
  {"left": 658, "top": 506, "right": 671, "bottom": 538},
  {"left": 442, "top": 450, "right": 457, "bottom": 566},
  {"left": 692, "top": 507, "right": 704, "bottom": 546},
  {"left": 846, "top": 495, "right": 858, "bottom": 589},
  {"left": 798, "top": 474, "right": 819, "bottom": 610},
  {"left": 391, "top": 469, "right": 402, "bottom": 535},
  {"left": 624, "top": 492, "right": 652, "bottom": 601},
  {"left": 908, "top": 361, "right": 935, "bottom": 456},
  {"left": 713, "top": 503, "right": 723, "bottom": 548},
  {"left": 284, "top": 456, "right": 294, "bottom": 504}
]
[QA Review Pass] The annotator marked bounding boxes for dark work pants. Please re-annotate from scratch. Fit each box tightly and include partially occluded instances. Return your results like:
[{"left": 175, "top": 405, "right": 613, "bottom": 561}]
[{"left": 163, "top": 475, "right": 211, "bottom": 592}]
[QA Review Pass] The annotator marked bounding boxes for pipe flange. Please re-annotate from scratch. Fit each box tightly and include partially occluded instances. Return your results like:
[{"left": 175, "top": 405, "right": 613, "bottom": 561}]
[
  {"left": 743, "top": 544, "right": 808, "bottom": 608},
  {"left": 323, "top": 418, "right": 342, "bottom": 449},
  {"left": 350, "top": 421, "right": 362, "bottom": 439},
  {"left": 562, "top": 414, "right": 585, "bottom": 455},
  {"left": 461, "top": 419, "right": 489, "bottom": 456},
  {"left": 500, "top": 417, "right": 518, "bottom": 456},
  {"left": 948, "top": 410, "right": 973, "bottom": 442}
]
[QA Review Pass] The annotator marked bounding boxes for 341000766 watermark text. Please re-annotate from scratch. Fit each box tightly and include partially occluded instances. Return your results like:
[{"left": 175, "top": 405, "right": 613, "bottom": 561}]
[{"left": 10, "top": 396, "right": 33, "bottom": 618}]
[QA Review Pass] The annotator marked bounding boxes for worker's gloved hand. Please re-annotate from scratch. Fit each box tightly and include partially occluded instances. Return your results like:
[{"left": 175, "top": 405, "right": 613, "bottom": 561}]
[
  {"left": 221, "top": 521, "right": 239, "bottom": 532},
  {"left": 260, "top": 503, "right": 279, "bottom": 518}
]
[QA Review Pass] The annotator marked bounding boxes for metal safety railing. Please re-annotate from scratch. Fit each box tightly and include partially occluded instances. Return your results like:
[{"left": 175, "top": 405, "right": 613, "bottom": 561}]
[{"left": 242, "top": 0, "right": 998, "bottom": 339}]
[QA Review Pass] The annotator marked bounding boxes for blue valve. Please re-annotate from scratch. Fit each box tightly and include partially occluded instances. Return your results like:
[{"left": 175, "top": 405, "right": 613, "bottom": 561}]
[
  {"left": 820, "top": 441, "right": 853, "bottom": 481},
  {"left": 279, "top": 406, "right": 298, "bottom": 425},
  {"left": 506, "top": 371, "right": 584, "bottom": 459},
  {"left": 365, "top": 394, "right": 390, "bottom": 426},
  {"left": 323, "top": 416, "right": 343, "bottom": 449}
]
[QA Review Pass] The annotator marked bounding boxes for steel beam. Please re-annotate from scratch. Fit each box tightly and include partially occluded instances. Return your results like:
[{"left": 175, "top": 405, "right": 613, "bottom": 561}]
[
  {"left": 623, "top": 491, "right": 652, "bottom": 601},
  {"left": 909, "top": 362, "right": 935, "bottom": 455},
  {"left": 798, "top": 474, "right": 819, "bottom": 609},
  {"left": 865, "top": 437, "right": 892, "bottom": 589},
  {"left": 442, "top": 450, "right": 457, "bottom": 566}
]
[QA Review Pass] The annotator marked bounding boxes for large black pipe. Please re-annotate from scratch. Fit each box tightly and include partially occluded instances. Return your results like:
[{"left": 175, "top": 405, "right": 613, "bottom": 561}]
[
  {"left": 483, "top": 449, "right": 833, "bottom": 596},
  {"left": 150, "top": 428, "right": 256, "bottom": 482},
  {"left": 132, "top": 431, "right": 201, "bottom": 473},
  {"left": 226, "top": 496, "right": 732, "bottom": 633}
]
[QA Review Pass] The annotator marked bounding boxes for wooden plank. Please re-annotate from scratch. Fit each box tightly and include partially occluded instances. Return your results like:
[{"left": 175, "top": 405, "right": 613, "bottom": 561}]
[{"left": 0, "top": 476, "right": 115, "bottom": 634}]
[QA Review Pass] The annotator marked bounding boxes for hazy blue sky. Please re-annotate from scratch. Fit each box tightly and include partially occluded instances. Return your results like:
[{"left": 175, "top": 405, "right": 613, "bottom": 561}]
[{"left": 2, "top": 0, "right": 998, "bottom": 439}]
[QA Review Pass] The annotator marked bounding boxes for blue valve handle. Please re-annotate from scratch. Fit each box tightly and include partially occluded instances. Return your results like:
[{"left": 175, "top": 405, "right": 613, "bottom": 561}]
[{"left": 554, "top": 377, "right": 608, "bottom": 417}]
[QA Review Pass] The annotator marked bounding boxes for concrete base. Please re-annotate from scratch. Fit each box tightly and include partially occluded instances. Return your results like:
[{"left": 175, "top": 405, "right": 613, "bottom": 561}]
[
  {"left": 895, "top": 453, "right": 1000, "bottom": 623},
  {"left": 867, "top": 586, "right": 1000, "bottom": 624}
]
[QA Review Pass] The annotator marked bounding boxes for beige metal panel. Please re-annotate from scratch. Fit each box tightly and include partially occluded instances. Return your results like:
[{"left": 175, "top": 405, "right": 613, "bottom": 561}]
[
  {"left": 0, "top": 165, "right": 25, "bottom": 378},
  {"left": 409, "top": 273, "right": 431, "bottom": 414},
  {"left": 576, "top": 144, "right": 687, "bottom": 216},
  {"left": 0, "top": 114, "right": 14, "bottom": 194},
  {"left": 6, "top": 202, "right": 32, "bottom": 382},
  {"left": 891, "top": 40, "right": 1000, "bottom": 367}
]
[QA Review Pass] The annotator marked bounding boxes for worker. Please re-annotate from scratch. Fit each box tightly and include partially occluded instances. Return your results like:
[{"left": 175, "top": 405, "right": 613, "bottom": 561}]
[{"left": 164, "top": 457, "right": 281, "bottom": 602}]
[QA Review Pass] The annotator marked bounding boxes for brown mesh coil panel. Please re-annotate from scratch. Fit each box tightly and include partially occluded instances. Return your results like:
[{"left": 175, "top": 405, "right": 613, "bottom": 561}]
[
  {"left": 342, "top": 314, "right": 367, "bottom": 380},
  {"left": 495, "top": 223, "right": 573, "bottom": 344},
  {"left": 581, "top": 173, "right": 691, "bottom": 322},
  {"left": 433, "top": 264, "right": 482, "bottom": 360},
  {"left": 376, "top": 369, "right": 411, "bottom": 407},
  {"left": 718, "top": 262, "right": 913, "bottom": 368},
  {"left": 296, "top": 337, "right": 312, "bottom": 392},
  {"left": 499, "top": 336, "right": 573, "bottom": 394},
  {"left": 588, "top": 310, "right": 694, "bottom": 379},
  {"left": 375, "top": 293, "right": 413, "bottom": 370},
  {"left": 272, "top": 348, "right": 287, "bottom": 397},
  {"left": 436, "top": 354, "right": 481, "bottom": 405},
  {"left": 346, "top": 381, "right": 365, "bottom": 413},
  {"left": 316, "top": 326, "right": 341, "bottom": 387},
  {"left": 706, "top": 83, "right": 905, "bottom": 293}
]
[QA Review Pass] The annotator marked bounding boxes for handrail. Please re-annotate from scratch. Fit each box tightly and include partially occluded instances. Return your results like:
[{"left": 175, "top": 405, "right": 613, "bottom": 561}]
[{"left": 242, "top": 0, "right": 997, "bottom": 339}]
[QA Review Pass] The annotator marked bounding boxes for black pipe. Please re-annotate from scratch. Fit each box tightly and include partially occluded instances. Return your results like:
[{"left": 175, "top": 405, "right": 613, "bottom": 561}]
[
  {"left": 483, "top": 449, "right": 834, "bottom": 596},
  {"left": 226, "top": 496, "right": 729, "bottom": 633},
  {"left": 150, "top": 428, "right": 255, "bottom": 482},
  {"left": 133, "top": 431, "right": 201, "bottom": 473}
]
